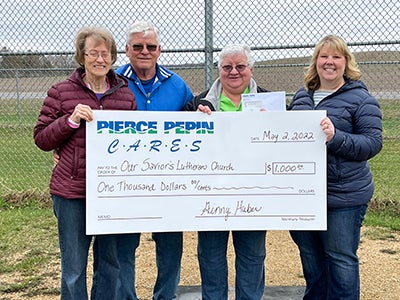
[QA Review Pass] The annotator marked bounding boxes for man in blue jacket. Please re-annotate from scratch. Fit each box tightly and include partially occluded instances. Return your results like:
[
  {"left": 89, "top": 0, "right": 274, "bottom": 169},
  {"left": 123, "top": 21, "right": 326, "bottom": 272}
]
[
  {"left": 115, "top": 20, "right": 193, "bottom": 300},
  {"left": 116, "top": 21, "right": 193, "bottom": 111}
]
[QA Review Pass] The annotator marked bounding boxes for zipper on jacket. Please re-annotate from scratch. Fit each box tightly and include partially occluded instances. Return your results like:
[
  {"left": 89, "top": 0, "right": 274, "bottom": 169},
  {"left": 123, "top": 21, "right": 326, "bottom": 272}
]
[
  {"left": 97, "top": 80, "right": 124, "bottom": 110},
  {"left": 314, "top": 82, "right": 348, "bottom": 109}
]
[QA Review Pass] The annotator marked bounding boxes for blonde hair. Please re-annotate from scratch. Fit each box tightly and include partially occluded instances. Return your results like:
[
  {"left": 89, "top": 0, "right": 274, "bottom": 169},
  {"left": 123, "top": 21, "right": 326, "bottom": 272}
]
[{"left": 304, "top": 35, "right": 361, "bottom": 90}]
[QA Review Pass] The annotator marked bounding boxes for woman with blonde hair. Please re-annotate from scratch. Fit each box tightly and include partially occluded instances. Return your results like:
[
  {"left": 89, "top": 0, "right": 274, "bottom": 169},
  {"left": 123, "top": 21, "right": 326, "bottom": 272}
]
[{"left": 289, "top": 35, "right": 382, "bottom": 299}]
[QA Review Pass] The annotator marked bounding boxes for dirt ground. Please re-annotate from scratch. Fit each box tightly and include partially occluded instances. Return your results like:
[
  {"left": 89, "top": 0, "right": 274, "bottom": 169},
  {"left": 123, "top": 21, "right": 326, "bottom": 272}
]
[{"left": 2, "top": 227, "right": 400, "bottom": 300}]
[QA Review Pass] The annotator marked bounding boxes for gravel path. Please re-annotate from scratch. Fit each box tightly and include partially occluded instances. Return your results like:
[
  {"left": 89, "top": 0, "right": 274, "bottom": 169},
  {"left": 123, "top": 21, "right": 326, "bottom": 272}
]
[{"left": 3, "top": 227, "right": 400, "bottom": 300}]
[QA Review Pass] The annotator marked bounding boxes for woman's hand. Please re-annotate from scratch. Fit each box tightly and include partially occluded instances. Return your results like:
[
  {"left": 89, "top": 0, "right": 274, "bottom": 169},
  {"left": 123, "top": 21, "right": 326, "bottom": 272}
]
[
  {"left": 70, "top": 104, "right": 94, "bottom": 123},
  {"left": 320, "top": 117, "right": 335, "bottom": 142},
  {"left": 197, "top": 104, "right": 212, "bottom": 115}
]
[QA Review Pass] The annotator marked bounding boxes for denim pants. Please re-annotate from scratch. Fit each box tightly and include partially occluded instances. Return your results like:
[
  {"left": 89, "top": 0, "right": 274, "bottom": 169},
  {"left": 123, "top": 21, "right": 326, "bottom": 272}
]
[
  {"left": 52, "top": 195, "right": 121, "bottom": 300},
  {"left": 116, "top": 233, "right": 140, "bottom": 300},
  {"left": 198, "top": 230, "right": 266, "bottom": 300},
  {"left": 290, "top": 205, "right": 367, "bottom": 300},
  {"left": 152, "top": 231, "right": 183, "bottom": 300},
  {"left": 116, "top": 231, "right": 183, "bottom": 300}
]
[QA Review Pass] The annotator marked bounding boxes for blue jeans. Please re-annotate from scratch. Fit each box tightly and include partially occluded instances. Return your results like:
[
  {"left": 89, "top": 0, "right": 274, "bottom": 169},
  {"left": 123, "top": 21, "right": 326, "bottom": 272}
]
[
  {"left": 52, "top": 195, "right": 121, "bottom": 300},
  {"left": 116, "top": 232, "right": 183, "bottom": 300},
  {"left": 152, "top": 231, "right": 183, "bottom": 300},
  {"left": 290, "top": 205, "right": 367, "bottom": 300},
  {"left": 116, "top": 233, "right": 140, "bottom": 300},
  {"left": 198, "top": 231, "right": 266, "bottom": 300}
]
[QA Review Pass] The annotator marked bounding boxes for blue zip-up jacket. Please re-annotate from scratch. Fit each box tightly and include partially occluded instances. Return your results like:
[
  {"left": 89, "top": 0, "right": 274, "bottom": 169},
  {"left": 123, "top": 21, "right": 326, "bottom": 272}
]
[
  {"left": 289, "top": 79, "right": 382, "bottom": 208},
  {"left": 115, "top": 63, "right": 193, "bottom": 111}
]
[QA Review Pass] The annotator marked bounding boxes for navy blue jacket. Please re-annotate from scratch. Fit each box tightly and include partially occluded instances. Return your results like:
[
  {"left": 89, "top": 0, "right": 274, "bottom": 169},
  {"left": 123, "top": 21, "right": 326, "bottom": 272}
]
[{"left": 289, "top": 79, "right": 382, "bottom": 208}]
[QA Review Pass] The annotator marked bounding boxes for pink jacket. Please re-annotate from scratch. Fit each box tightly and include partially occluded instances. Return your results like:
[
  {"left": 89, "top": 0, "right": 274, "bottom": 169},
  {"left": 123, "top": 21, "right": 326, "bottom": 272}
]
[{"left": 34, "top": 67, "right": 136, "bottom": 199}]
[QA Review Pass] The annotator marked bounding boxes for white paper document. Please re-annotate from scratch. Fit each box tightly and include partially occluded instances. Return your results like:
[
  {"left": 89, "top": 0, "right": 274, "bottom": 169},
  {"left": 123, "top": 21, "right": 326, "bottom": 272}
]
[
  {"left": 86, "top": 110, "right": 326, "bottom": 234},
  {"left": 242, "top": 91, "right": 286, "bottom": 111}
]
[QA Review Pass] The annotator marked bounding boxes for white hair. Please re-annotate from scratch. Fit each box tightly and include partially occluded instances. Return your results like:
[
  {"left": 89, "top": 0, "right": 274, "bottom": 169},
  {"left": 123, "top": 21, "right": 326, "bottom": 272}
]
[
  {"left": 125, "top": 20, "right": 160, "bottom": 44},
  {"left": 218, "top": 44, "right": 255, "bottom": 69}
]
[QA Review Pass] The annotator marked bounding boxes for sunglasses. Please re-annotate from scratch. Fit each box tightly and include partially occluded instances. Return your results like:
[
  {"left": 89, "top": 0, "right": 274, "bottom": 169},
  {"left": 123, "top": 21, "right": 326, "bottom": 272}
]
[{"left": 130, "top": 44, "right": 158, "bottom": 52}]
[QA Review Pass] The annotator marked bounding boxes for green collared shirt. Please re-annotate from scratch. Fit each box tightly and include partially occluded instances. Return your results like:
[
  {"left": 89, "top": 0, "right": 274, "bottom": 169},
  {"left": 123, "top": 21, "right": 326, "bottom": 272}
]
[{"left": 220, "top": 87, "right": 250, "bottom": 111}]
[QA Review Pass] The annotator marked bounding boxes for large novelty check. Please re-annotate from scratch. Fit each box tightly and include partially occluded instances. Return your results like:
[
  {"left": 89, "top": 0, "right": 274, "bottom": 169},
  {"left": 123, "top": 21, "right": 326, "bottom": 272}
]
[{"left": 86, "top": 110, "right": 326, "bottom": 234}]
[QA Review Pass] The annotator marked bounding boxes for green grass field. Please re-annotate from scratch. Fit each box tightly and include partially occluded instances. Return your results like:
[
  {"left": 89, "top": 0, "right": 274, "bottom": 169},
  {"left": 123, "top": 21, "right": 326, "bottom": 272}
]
[
  {"left": 1, "top": 97, "right": 400, "bottom": 225},
  {"left": 1, "top": 98, "right": 399, "bottom": 203},
  {"left": 0, "top": 96, "right": 399, "bottom": 298}
]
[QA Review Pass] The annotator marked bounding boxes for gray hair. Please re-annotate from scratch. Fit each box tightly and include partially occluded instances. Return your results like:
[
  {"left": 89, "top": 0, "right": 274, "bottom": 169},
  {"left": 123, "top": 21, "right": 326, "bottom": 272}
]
[
  {"left": 218, "top": 44, "right": 255, "bottom": 69},
  {"left": 125, "top": 20, "right": 160, "bottom": 44}
]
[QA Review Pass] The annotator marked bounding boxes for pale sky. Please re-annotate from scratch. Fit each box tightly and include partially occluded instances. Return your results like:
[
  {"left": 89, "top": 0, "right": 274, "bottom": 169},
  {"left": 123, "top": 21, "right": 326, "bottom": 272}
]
[{"left": 0, "top": 0, "right": 399, "bottom": 64}]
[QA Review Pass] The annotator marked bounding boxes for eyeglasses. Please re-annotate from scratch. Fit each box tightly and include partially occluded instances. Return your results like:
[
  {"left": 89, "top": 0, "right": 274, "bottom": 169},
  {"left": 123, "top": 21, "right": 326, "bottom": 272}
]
[
  {"left": 85, "top": 51, "right": 111, "bottom": 60},
  {"left": 130, "top": 44, "right": 158, "bottom": 52},
  {"left": 221, "top": 64, "right": 249, "bottom": 73}
]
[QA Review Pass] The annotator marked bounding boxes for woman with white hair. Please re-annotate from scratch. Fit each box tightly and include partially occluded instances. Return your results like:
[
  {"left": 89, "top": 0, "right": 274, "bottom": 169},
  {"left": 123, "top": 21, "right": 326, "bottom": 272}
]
[{"left": 183, "top": 43, "right": 269, "bottom": 300}]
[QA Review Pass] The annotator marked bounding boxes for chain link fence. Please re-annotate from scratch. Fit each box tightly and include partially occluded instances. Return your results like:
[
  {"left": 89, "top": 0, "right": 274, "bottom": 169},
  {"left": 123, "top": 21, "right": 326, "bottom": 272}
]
[{"left": 1, "top": 0, "right": 399, "bottom": 206}]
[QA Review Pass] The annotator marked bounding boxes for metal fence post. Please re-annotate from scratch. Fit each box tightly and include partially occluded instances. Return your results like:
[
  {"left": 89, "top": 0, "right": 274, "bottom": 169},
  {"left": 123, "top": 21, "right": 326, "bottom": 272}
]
[
  {"left": 15, "top": 70, "right": 22, "bottom": 127},
  {"left": 204, "top": 0, "right": 214, "bottom": 90}
]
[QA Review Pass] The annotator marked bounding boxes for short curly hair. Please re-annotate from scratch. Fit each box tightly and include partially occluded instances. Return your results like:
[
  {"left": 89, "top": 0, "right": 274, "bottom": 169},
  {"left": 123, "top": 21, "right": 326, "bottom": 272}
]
[
  {"left": 74, "top": 26, "right": 117, "bottom": 67},
  {"left": 218, "top": 44, "right": 255, "bottom": 69}
]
